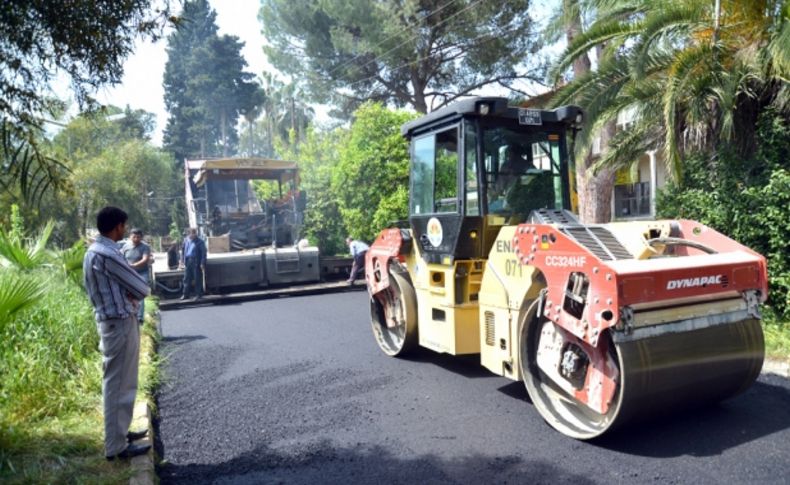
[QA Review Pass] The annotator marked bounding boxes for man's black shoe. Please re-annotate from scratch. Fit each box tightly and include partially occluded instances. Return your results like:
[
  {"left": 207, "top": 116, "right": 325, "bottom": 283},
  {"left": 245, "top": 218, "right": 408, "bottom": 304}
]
[
  {"left": 106, "top": 443, "right": 151, "bottom": 461},
  {"left": 126, "top": 429, "right": 148, "bottom": 442}
]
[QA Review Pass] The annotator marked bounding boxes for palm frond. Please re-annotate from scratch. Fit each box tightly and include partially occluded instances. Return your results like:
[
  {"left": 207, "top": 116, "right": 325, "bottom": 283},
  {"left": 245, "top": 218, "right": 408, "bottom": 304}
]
[
  {"left": 591, "top": 118, "right": 662, "bottom": 174},
  {"left": 550, "top": 18, "right": 642, "bottom": 83},
  {"left": 631, "top": 3, "right": 707, "bottom": 77},
  {"left": 0, "top": 271, "right": 45, "bottom": 329},
  {"left": 663, "top": 42, "right": 715, "bottom": 180},
  {"left": 767, "top": 16, "right": 790, "bottom": 80},
  {"left": 0, "top": 221, "right": 55, "bottom": 270},
  {"left": 60, "top": 240, "right": 87, "bottom": 286}
]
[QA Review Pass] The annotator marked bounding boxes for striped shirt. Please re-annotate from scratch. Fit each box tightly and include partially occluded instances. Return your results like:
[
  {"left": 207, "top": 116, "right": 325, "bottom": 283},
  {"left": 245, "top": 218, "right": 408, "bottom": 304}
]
[{"left": 83, "top": 235, "right": 151, "bottom": 322}]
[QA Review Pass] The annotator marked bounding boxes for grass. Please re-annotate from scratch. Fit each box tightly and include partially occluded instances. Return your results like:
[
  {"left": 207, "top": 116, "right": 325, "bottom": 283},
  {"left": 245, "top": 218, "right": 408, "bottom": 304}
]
[
  {"left": 0, "top": 266, "right": 160, "bottom": 484},
  {"left": 764, "top": 320, "right": 790, "bottom": 363}
]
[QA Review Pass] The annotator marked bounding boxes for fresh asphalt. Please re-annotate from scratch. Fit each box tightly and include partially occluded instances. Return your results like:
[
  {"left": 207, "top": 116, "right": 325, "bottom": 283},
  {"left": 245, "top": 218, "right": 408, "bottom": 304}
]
[{"left": 155, "top": 291, "right": 790, "bottom": 484}]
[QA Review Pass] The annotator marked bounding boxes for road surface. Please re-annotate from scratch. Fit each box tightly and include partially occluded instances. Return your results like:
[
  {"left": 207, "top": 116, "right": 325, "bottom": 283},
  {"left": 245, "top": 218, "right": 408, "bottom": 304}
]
[{"left": 155, "top": 292, "right": 790, "bottom": 484}]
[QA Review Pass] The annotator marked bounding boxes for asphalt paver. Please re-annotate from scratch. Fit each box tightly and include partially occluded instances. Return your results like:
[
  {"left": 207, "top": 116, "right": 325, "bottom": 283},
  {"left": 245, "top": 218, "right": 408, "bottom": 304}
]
[{"left": 156, "top": 291, "right": 790, "bottom": 484}]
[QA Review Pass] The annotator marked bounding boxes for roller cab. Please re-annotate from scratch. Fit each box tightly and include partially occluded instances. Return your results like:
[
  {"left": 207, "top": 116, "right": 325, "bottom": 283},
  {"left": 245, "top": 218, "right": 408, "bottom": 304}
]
[{"left": 365, "top": 97, "right": 766, "bottom": 439}]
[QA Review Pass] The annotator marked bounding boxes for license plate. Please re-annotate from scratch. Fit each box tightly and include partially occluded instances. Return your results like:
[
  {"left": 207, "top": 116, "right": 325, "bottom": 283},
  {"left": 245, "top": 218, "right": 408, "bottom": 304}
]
[{"left": 518, "top": 108, "right": 542, "bottom": 125}]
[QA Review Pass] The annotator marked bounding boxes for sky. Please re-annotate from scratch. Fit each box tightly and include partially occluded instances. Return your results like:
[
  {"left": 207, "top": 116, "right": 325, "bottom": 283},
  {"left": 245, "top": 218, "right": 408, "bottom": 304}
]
[{"left": 68, "top": 0, "right": 559, "bottom": 147}]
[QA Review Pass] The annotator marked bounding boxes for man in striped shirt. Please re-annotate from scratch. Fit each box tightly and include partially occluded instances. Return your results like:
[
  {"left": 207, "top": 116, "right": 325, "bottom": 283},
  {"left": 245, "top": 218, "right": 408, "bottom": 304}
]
[{"left": 83, "top": 206, "right": 152, "bottom": 460}]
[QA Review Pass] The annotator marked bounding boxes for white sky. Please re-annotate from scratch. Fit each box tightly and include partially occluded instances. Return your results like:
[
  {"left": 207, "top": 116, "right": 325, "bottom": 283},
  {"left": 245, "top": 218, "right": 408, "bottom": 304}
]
[{"left": 63, "top": 0, "right": 559, "bottom": 146}]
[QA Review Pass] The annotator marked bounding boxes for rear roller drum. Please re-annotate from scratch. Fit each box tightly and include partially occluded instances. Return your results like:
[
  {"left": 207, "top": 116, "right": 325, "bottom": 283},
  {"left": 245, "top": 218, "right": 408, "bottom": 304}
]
[{"left": 370, "top": 267, "right": 418, "bottom": 356}]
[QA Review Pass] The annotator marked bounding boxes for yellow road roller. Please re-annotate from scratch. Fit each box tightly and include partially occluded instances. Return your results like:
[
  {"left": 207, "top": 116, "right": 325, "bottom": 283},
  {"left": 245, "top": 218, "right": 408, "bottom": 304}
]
[{"left": 364, "top": 97, "right": 766, "bottom": 439}]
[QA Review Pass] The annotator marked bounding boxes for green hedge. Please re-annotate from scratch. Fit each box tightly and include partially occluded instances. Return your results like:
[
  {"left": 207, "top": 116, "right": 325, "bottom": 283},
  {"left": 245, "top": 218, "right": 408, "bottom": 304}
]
[{"left": 658, "top": 111, "right": 790, "bottom": 319}]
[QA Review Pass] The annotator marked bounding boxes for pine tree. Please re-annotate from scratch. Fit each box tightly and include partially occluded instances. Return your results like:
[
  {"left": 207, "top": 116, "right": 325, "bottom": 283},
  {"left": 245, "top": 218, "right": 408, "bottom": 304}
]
[{"left": 163, "top": 0, "right": 262, "bottom": 161}]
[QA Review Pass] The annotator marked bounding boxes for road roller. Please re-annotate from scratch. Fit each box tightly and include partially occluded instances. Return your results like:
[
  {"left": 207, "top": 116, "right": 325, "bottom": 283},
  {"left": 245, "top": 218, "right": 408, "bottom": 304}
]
[{"left": 364, "top": 96, "right": 766, "bottom": 439}]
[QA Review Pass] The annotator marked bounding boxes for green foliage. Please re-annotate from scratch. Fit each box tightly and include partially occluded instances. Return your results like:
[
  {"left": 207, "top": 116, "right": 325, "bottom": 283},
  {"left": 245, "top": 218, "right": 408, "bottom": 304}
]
[
  {"left": 0, "top": 272, "right": 45, "bottom": 330},
  {"left": 0, "top": 0, "right": 174, "bottom": 203},
  {"left": 275, "top": 126, "right": 348, "bottom": 255},
  {"left": 658, "top": 110, "right": 790, "bottom": 318},
  {"left": 332, "top": 103, "right": 417, "bottom": 242},
  {"left": 0, "top": 220, "right": 54, "bottom": 270},
  {"left": 60, "top": 240, "right": 87, "bottom": 286},
  {"left": 9, "top": 204, "right": 23, "bottom": 242},
  {"left": 239, "top": 75, "right": 314, "bottom": 158},
  {"left": 549, "top": 0, "right": 789, "bottom": 182},
  {"left": 261, "top": 0, "right": 540, "bottom": 114}
]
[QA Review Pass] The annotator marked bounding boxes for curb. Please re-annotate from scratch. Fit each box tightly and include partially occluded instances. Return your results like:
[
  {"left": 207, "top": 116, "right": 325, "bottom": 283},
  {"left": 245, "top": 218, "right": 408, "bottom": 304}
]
[
  {"left": 763, "top": 358, "right": 790, "bottom": 378},
  {"left": 129, "top": 402, "right": 154, "bottom": 485},
  {"left": 159, "top": 280, "right": 365, "bottom": 311}
]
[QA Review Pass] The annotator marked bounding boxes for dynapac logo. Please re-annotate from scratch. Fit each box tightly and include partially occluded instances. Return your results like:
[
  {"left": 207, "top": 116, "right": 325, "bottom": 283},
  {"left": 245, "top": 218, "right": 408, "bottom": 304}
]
[{"left": 666, "top": 275, "right": 723, "bottom": 290}]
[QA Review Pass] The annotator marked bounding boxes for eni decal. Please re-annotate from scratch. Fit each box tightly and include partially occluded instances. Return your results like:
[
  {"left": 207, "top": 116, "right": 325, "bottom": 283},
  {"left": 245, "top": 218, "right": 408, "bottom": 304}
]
[{"left": 427, "top": 217, "right": 443, "bottom": 247}]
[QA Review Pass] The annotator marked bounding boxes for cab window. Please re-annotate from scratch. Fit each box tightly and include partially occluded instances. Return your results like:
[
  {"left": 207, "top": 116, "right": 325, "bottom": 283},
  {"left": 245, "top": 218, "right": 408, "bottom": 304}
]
[
  {"left": 483, "top": 127, "right": 565, "bottom": 220},
  {"left": 410, "top": 127, "right": 460, "bottom": 215}
]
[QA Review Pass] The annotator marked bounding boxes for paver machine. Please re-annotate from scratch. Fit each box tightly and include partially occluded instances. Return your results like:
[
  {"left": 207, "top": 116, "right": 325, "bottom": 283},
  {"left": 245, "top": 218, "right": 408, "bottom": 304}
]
[{"left": 364, "top": 97, "right": 767, "bottom": 439}]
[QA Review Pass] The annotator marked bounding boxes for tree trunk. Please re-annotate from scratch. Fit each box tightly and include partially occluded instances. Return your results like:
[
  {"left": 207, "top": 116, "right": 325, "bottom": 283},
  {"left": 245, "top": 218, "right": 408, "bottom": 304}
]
[
  {"left": 576, "top": 119, "right": 616, "bottom": 223},
  {"left": 566, "top": 9, "right": 615, "bottom": 224}
]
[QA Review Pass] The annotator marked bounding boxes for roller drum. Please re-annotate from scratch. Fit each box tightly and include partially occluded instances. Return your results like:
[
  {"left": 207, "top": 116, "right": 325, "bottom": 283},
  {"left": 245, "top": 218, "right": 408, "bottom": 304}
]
[
  {"left": 613, "top": 317, "right": 764, "bottom": 428},
  {"left": 522, "top": 302, "right": 764, "bottom": 440}
]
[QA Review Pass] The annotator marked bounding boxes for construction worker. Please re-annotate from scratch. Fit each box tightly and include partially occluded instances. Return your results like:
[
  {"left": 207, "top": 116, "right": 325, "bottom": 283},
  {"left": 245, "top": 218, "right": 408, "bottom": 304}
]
[{"left": 346, "top": 237, "right": 369, "bottom": 284}]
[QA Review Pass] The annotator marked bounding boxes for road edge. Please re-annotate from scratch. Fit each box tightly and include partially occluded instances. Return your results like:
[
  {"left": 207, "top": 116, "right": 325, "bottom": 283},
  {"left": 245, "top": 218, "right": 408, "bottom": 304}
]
[{"left": 763, "top": 358, "right": 790, "bottom": 378}]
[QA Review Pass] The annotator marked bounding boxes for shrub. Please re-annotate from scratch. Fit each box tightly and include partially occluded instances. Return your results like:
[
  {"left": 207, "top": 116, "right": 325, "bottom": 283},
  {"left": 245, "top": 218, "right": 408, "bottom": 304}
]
[{"left": 658, "top": 110, "right": 790, "bottom": 318}]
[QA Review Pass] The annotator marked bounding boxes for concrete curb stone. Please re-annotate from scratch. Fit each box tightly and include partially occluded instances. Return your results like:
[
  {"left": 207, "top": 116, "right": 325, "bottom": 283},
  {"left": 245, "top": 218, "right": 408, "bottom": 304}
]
[
  {"left": 130, "top": 402, "right": 154, "bottom": 485},
  {"left": 763, "top": 358, "right": 790, "bottom": 378}
]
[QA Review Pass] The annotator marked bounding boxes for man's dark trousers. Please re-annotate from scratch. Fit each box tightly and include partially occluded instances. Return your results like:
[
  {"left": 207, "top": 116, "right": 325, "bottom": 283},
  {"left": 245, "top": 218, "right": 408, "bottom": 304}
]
[
  {"left": 350, "top": 250, "right": 367, "bottom": 281},
  {"left": 182, "top": 257, "right": 204, "bottom": 298}
]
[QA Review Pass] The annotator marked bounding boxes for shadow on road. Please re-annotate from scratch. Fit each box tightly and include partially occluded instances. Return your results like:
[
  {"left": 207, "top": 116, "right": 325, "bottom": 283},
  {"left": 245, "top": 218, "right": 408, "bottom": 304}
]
[
  {"left": 596, "top": 377, "right": 790, "bottom": 457},
  {"left": 160, "top": 334, "right": 207, "bottom": 345},
  {"left": 401, "top": 348, "right": 495, "bottom": 379},
  {"left": 156, "top": 438, "right": 596, "bottom": 484}
]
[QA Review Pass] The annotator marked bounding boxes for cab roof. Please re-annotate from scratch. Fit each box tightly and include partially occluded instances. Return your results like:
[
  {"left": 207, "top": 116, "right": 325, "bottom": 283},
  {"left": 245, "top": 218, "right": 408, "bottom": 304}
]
[{"left": 400, "top": 96, "right": 582, "bottom": 138}]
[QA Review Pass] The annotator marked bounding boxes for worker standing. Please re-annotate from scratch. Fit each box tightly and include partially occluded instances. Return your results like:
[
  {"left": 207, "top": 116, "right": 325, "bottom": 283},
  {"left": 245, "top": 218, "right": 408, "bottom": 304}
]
[
  {"left": 83, "top": 207, "right": 151, "bottom": 460},
  {"left": 346, "top": 237, "right": 369, "bottom": 284},
  {"left": 180, "top": 228, "right": 207, "bottom": 300},
  {"left": 120, "top": 228, "right": 151, "bottom": 323}
]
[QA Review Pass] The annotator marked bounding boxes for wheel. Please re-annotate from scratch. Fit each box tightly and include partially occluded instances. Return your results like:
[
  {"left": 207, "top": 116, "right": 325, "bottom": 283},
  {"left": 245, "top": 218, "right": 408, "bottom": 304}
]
[
  {"left": 518, "top": 299, "right": 623, "bottom": 440},
  {"left": 370, "top": 266, "right": 418, "bottom": 356}
]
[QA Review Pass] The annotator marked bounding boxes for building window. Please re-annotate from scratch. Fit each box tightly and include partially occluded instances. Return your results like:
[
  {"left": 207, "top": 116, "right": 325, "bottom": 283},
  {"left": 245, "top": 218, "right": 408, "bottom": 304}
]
[{"left": 614, "top": 182, "right": 651, "bottom": 218}]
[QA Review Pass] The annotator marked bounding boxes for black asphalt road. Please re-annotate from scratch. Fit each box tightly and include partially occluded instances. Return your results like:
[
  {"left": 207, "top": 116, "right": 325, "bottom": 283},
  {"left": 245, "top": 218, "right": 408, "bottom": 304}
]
[{"left": 156, "top": 291, "right": 790, "bottom": 484}]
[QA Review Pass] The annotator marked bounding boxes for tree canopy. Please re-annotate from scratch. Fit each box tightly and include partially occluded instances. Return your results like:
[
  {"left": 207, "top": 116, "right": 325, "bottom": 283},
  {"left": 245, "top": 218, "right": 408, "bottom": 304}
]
[
  {"left": 260, "top": 0, "right": 542, "bottom": 115},
  {"left": 550, "top": 0, "right": 790, "bottom": 181},
  {"left": 0, "top": 0, "right": 174, "bottom": 201},
  {"left": 163, "top": 0, "right": 263, "bottom": 161}
]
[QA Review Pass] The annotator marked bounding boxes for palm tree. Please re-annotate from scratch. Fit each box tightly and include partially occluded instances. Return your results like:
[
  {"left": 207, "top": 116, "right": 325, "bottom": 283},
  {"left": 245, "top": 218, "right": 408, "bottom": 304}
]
[
  {"left": 550, "top": 0, "right": 789, "bottom": 185},
  {"left": 545, "top": 0, "right": 620, "bottom": 223}
]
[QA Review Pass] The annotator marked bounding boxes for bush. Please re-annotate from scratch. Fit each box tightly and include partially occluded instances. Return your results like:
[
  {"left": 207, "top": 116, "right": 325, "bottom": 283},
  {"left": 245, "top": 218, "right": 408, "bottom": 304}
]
[
  {"left": 0, "top": 269, "right": 99, "bottom": 423},
  {"left": 658, "top": 110, "right": 790, "bottom": 318},
  {"left": 332, "top": 102, "right": 417, "bottom": 242}
]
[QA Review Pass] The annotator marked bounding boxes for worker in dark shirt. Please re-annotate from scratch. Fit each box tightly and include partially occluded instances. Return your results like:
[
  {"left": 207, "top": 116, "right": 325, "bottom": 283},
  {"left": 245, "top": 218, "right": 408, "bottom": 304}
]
[{"left": 180, "top": 228, "right": 207, "bottom": 300}]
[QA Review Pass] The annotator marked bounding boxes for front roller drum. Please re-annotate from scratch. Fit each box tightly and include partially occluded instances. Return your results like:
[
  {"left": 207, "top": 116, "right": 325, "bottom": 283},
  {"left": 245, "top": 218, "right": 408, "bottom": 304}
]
[
  {"left": 370, "top": 267, "right": 418, "bottom": 356},
  {"left": 519, "top": 301, "right": 764, "bottom": 440}
]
